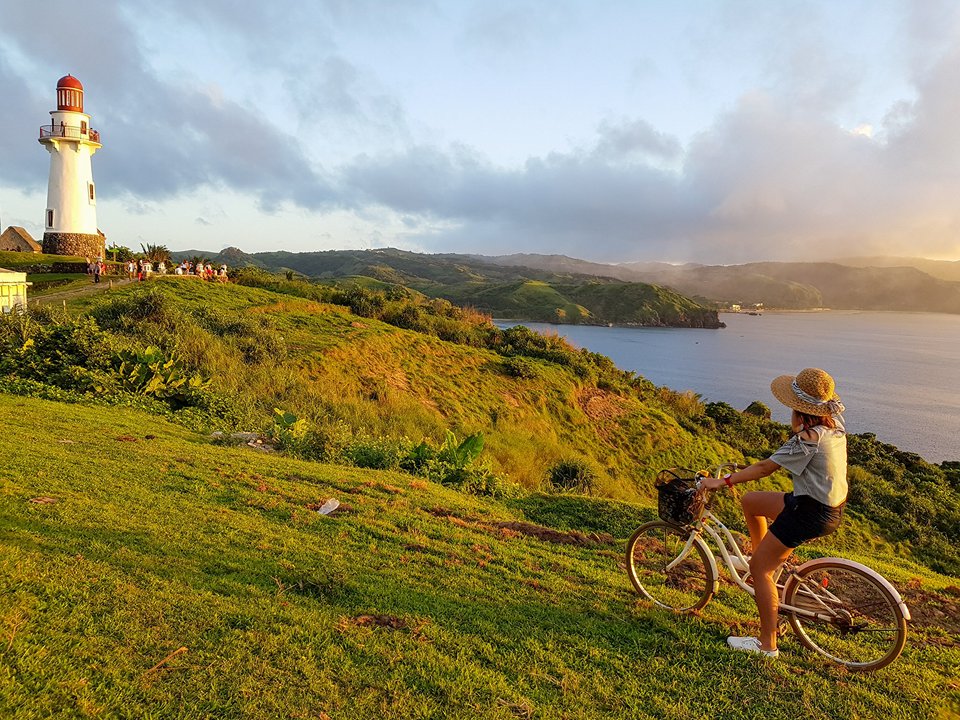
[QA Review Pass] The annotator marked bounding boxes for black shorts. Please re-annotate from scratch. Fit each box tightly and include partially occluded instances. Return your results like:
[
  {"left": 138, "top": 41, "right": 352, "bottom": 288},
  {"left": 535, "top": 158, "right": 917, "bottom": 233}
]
[{"left": 768, "top": 492, "right": 844, "bottom": 548}]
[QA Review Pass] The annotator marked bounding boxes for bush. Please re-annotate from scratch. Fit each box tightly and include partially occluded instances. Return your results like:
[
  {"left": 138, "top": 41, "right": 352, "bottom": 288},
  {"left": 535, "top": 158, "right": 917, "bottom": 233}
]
[
  {"left": 116, "top": 345, "right": 212, "bottom": 410},
  {"left": 343, "top": 435, "right": 408, "bottom": 470},
  {"left": 91, "top": 287, "right": 183, "bottom": 333},
  {"left": 501, "top": 356, "right": 540, "bottom": 379},
  {"left": 546, "top": 459, "right": 598, "bottom": 495},
  {"left": 743, "top": 401, "right": 772, "bottom": 420}
]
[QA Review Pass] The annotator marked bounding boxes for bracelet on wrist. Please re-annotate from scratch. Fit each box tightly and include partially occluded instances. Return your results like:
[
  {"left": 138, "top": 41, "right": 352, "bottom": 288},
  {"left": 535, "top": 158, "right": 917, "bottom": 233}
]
[{"left": 724, "top": 474, "right": 734, "bottom": 488}]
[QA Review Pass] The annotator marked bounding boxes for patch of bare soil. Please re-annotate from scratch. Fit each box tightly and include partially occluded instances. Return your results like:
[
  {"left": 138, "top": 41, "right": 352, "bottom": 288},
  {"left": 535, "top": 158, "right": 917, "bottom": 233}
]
[
  {"left": 901, "top": 581, "right": 960, "bottom": 637},
  {"left": 576, "top": 388, "right": 628, "bottom": 422},
  {"left": 341, "top": 614, "right": 407, "bottom": 630},
  {"left": 337, "top": 615, "right": 431, "bottom": 641}
]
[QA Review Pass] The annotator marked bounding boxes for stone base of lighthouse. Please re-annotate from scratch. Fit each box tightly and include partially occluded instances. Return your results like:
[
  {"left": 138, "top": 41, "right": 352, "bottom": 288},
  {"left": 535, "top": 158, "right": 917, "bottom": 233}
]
[{"left": 42, "top": 232, "right": 105, "bottom": 259}]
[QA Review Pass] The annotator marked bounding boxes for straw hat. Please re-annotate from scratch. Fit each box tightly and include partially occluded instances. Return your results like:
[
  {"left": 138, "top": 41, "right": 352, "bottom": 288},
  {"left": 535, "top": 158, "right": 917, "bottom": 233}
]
[{"left": 770, "top": 367, "right": 845, "bottom": 416}]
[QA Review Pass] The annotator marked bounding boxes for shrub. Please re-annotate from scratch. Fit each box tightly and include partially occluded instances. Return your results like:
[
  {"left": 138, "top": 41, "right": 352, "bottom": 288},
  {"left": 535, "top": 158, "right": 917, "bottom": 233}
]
[
  {"left": 502, "top": 356, "right": 540, "bottom": 379},
  {"left": 343, "top": 435, "right": 408, "bottom": 470},
  {"left": 91, "top": 287, "right": 183, "bottom": 333},
  {"left": 546, "top": 459, "right": 598, "bottom": 495},
  {"left": 743, "top": 401, "right": 772, "bottom": 420},
  {"left": 116, "top": 345, "right": 210, "bottom": 408}
]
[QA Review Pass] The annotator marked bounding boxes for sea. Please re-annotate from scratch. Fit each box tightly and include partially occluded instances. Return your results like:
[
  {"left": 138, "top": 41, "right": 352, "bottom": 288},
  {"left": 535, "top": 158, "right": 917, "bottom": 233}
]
[{"left": 496, "top": 311, "right": 960, "bottom": 464}]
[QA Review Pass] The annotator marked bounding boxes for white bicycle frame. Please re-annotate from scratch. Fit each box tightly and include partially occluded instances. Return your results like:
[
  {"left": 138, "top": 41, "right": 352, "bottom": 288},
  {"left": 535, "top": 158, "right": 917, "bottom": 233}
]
[{"left": 664, "top": 467, "right": 911, "bottom": 624}]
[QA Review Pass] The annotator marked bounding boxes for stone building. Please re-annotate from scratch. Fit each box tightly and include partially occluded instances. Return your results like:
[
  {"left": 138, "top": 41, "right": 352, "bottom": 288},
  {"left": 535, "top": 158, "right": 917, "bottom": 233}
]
[{"left": 0, "top": 226, "right": 41, "bottom": 253}]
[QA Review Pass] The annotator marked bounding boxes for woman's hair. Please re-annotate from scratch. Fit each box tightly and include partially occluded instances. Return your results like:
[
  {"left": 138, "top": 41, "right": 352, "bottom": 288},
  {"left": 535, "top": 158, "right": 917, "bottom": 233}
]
[{"left": 796, "top": 410, "right": 836, "bottom": 430}]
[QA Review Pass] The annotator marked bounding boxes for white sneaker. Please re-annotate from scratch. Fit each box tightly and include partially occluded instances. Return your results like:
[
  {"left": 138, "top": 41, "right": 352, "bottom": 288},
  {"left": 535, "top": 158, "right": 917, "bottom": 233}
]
[
  {"left": 731, "top": 555, "right": 751, "bottom": 573},
  {"left": 727, "top": 636, "right": 779, "bottom": 658}
]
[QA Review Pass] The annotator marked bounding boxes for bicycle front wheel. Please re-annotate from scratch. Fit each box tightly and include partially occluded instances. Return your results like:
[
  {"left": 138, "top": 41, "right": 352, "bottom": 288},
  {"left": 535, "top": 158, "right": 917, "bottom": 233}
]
[
  {"left": 782, "top": 559, "right": 908, "bottom": 671},
  {"left": 626, "top": 521, "right": 715, "bottom": 613}
]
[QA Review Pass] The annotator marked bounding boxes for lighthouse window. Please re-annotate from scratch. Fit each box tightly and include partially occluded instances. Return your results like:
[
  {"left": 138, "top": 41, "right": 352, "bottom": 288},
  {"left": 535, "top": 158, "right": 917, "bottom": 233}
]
[
  {"left": 88, "top": 182, "right": 96, "bottom": 202},
  {"left": 81, "top": 121, "right": 88, "bottom": 135},
  {"left": 46, "top": 209, "right": 54, "bottom": 228}
]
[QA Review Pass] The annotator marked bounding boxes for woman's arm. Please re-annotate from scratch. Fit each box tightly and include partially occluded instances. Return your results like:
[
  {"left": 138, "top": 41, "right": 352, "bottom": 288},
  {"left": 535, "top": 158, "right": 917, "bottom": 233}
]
[{"left": 700, "top": 458, "right": 780, "bottom": 490}]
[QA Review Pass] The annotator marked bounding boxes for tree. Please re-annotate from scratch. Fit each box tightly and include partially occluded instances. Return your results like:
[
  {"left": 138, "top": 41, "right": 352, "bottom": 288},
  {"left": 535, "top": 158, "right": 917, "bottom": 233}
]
[
  {"left": 106, "top": 243, "right": 134, "bottom": 262},
  {"left": 140, "top": 243, "right": 172, "bottom": 263}
]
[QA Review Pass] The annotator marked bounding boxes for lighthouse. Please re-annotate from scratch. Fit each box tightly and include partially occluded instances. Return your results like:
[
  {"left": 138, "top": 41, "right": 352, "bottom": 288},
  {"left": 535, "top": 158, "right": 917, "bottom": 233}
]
[{"left": 38, "top": 75, "right": 104, "bottom": 258}]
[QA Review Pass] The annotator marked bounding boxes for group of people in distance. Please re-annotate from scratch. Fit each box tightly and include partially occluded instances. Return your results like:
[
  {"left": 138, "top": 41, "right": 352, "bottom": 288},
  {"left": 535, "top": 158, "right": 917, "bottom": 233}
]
[
  {"left": 121, "top": 259, "right": 229, "bottom": 282},
  {"left": 87, "top": 258, "right": 106, "bottom": 283}
]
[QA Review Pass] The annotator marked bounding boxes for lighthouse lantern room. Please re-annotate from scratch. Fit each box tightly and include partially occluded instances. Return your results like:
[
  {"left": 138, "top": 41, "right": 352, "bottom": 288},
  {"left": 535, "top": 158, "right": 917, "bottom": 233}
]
[{"left": 38, "top": 75, "right": 105, "bottom": 258}]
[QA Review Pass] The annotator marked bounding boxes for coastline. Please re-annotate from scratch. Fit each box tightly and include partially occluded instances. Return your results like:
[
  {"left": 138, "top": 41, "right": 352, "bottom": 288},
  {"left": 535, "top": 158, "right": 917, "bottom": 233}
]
[{"left": 495, "top": 312, "right": 960, "bottom": 464}]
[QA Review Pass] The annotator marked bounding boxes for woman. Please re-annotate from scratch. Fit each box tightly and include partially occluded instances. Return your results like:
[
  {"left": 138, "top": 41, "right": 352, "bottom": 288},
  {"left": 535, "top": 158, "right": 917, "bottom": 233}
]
[{"left": 700, "top": 367, "right": 847, "bottom": 658}]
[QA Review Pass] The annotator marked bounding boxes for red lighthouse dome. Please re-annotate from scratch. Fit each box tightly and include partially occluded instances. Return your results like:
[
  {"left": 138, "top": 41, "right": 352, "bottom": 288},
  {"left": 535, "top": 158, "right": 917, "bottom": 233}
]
[{"left": 56, "top": 75, "right": 84, "bottom": 112}]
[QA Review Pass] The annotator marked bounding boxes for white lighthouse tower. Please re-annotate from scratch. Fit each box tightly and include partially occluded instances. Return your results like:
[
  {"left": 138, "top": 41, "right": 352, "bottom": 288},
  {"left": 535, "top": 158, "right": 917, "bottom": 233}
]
[{"left": 38, "top": 75, "right": 104, "bottom": 258}]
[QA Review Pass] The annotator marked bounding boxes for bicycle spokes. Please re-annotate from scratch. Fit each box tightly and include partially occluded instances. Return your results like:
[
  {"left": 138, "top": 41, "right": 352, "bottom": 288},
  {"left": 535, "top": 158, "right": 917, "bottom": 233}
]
[{"left": 784, "top": 563, "right": 907, "bottom": 671}]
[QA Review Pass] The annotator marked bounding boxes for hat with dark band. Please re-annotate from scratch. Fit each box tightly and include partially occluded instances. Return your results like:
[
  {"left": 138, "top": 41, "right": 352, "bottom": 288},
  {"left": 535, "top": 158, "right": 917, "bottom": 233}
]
[{"left": 770, "top": 367, "right": 845, "bottom": 416}]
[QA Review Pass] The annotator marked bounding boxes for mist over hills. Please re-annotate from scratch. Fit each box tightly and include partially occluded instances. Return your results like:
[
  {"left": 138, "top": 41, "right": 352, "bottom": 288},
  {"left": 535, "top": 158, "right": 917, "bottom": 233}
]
[
  {"left": 482, "top": 254, "right": 960, "bottom": 313},
  {"left": 173, "top": 247, "right": 960, "bottom": 314}
]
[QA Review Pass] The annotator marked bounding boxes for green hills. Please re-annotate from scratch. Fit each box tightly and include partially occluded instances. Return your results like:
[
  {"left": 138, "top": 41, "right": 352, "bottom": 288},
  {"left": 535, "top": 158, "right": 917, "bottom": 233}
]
[
  {"left": 169, "top": 248, "right": 722, "bottom": 328},
  {"left": 165, "top": 246, "right": 960, "bottom": 313},
  {"left": 1, "top": 277, "right": 958, "bottom": 718},
  {"left": 483, "top": 254, "right": 960, "bottom": 313}
]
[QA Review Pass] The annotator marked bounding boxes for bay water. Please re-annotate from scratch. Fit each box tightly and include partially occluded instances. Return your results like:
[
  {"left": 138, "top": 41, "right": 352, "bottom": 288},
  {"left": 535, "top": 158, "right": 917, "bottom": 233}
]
[{"left": 497, "top": 311, "right": 960, "bottom": 464}]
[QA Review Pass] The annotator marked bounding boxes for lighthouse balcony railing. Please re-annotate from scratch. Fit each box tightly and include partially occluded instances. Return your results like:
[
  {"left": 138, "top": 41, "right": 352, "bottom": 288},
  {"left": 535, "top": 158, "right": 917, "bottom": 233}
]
[{"left": 39, "top": 125, "right": 101, "bottom": 143}]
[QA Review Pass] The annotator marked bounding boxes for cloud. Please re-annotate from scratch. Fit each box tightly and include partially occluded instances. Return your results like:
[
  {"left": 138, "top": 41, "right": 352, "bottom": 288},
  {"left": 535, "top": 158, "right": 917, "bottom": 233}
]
[
  {"left": 594, "top": 119, "right": 683, "bottom": 163},
  {"left": 0, "top": 0, "right": 335, "bottom": 210},
  {"left": 2, "top": 0, "right": 959, "bottom": 263}
]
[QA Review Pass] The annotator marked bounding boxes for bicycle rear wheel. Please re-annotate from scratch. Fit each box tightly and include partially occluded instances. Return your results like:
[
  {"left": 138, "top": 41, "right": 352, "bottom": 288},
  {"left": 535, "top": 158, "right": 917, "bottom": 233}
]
[
  {"left": 782, "top": 559, "right": 908, "bottom": 671},
  {"left": 626, "top": 521, "right": 715, "bottom": 612}
]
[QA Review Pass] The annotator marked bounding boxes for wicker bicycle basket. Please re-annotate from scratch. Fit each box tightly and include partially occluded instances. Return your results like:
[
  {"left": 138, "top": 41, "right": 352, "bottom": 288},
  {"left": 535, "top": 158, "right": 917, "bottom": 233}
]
[{"left": 655, "top": 468, "right": 708, "bottom": 525}]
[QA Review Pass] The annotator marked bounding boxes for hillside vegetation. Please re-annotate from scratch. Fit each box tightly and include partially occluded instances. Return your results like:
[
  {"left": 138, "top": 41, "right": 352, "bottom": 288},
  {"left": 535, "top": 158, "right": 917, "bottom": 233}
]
[
  {"left": 482, "top": 253, "right": 960, "bottom": 312},
  {"left": 1, "top": 277, "right": 958, "bottom": 717},
  {"left": 165, "top": 246, "right": 960, "bottom": 313},
  {"left": 169, "top": 248, "right": 722, "bottom": 328}
]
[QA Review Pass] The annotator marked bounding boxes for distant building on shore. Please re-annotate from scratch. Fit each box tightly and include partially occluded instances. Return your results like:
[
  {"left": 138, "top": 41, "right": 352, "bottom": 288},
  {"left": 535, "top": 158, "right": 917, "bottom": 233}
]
[
  {"left": 0, "top": 226, "right": 41, "bottom": 253},
  {"left": 38, "top": 75, "right": 105, "bottom": 259}
]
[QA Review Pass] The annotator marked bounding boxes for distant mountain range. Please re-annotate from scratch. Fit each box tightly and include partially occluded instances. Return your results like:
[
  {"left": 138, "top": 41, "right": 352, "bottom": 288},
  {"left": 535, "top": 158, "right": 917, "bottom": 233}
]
[
  {"left": 171, "top": 247, "right": 722, "bottom": 328},
  {"left": 480, "top": 254, "right": 960, "bottom": 313},
  {"left": 171, "top": 247, "right": 960, "bottom": 315}
]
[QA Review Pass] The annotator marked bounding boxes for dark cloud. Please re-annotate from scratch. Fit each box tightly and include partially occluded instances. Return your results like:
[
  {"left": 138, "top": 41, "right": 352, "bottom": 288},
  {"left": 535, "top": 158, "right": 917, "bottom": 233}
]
[
  {"left": 0, "top": 55, "right": 51, "bottom": 192},
  {"left": 0, "top": 0, "right": 335, "bottom": 210}
]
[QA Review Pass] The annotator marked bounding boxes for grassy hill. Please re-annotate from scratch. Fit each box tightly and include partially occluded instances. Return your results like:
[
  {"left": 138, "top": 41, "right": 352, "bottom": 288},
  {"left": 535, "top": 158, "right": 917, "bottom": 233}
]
[
  {"left": 170, "top": 248, "right": 722, "bottom": 328},
  {"left": 484, "top": 254, "right": 960, "bottom": 312},
  {"left": 2, "top": 395, "right": 958, "bottom": 719},
  {"left": 53, "top": 278, "right": 729, "bottom": 499},
  {"left": 1, "top": 278, "right": 958, "bottom": 717},
  {"left": 170, "top": 247, "right": 960, "bottom": 314}
]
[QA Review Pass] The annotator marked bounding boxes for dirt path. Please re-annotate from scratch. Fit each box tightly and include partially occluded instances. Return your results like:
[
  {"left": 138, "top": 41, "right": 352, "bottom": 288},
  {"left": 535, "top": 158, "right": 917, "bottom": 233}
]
[{"left": 31, "top": 277, "right": 137, "bottom": 307}]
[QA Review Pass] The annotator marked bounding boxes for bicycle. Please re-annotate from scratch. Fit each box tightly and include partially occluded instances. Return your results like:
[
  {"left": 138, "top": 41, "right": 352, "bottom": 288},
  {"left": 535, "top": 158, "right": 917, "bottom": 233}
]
[{"left": 625, "top": 464, "right": 911, "bottom": 671}]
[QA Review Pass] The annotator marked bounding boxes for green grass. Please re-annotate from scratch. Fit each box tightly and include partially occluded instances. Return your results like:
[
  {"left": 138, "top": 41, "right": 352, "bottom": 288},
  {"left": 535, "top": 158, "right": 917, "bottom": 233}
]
[
  {"left": 57, "top": 278, "right": 735, "bottom": 500},
  {"left": 0, "top": 395, "right": 957, "bottom": 719},
  {"left": 26, "top": 273, "right": 91, "bottom": 296},
  {"left": 0, "top": 251, "right": 87, "bottom": 267}
]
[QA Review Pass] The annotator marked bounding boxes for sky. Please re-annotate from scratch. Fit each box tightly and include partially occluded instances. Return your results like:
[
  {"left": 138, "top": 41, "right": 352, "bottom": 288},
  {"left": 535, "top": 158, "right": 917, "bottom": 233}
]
[{"left": 1, "top": 0, "right": 959, "bottom": 264}]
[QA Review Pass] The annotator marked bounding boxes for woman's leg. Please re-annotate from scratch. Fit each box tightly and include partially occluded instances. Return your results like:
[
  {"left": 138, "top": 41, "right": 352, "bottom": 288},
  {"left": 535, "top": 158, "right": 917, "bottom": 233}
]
[
  {"left": 740, "top": 491, "right": 786, "bottom": 552},
  {"left": 749, "top": 532, "right": 794, "bottom": 651}
]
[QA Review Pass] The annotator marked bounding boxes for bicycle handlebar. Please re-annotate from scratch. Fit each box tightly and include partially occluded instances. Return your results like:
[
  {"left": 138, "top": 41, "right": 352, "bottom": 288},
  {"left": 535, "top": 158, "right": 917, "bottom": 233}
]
[{"left": 694, "top": 462, "right": 749, "bottom": 489}]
